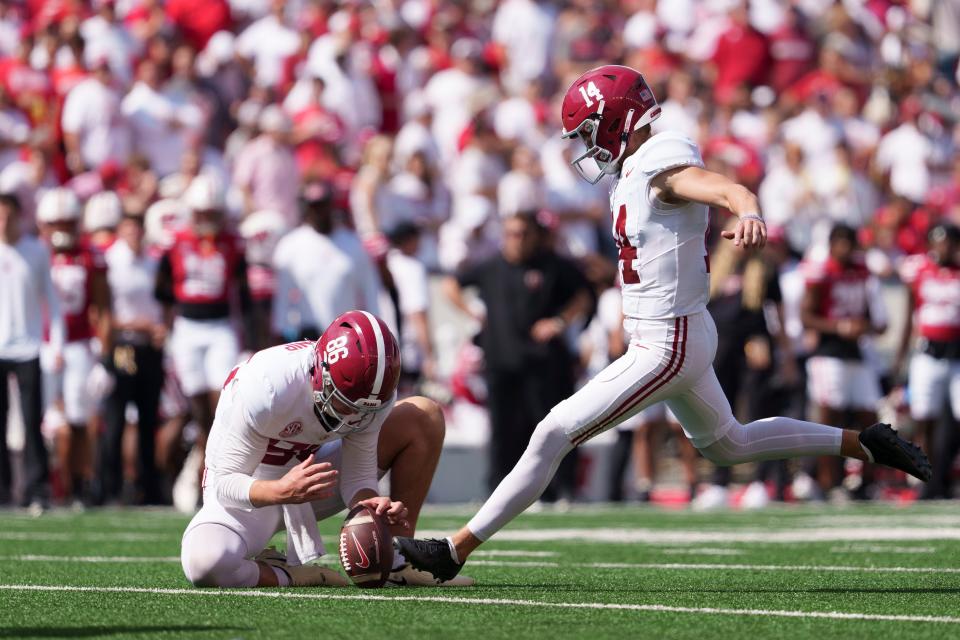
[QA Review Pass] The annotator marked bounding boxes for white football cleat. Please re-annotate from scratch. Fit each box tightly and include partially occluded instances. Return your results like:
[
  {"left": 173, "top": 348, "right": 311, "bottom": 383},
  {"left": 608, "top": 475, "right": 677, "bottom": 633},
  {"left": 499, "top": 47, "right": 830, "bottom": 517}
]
[
  {"left": 790, "top": 472, "right": 816, "bottom": 501},
  {"left": 691, "top": 484, "right": 729, "bottom": 511},
  {"left": 172, "top": 445, "right": 202, "bottom": 514},
  {"left": 386, "top": 563, "right": 475, "bottom": 587},
  {"left": 254, "top": 547, "right": 349, "bottom": 587},
  {"left": 740, "top": 481, "right": 770, "bottom": 510}
]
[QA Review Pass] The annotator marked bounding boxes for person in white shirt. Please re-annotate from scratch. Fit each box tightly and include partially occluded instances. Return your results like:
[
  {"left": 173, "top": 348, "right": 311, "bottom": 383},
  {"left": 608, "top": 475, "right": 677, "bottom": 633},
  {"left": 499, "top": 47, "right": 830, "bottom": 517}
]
[
  {"left": 61, "top": 56, "right": 131, "bottom": 175},
  {"left": 386, "top": 223, "right": 435, "bottom": 389},
  {"left": 651, "top": 71, "right": 702, "bottom": 141},
  {"left": 0, "top": 193, "right": 64, "bottom": 509},
  {"left": 0, "top": 145, "right": 58, "bottom": 233},
  {"left": 272, "top": 182, "right": 382, "bottom": 342},
  {"left": 423, "top": 38, "right": 491, "bottom": 163},
  {"left": 79, "top": 0, "right": 139, "bottom": 85},
  {"left": 122, "top": 58, "right": 204, "bottom": 178},
  {"left": 98, "top": 211, "right": 167, "bottom": 505},
  {"left": 874, "top": 100, "right": 932, "bottom": 204},
  {"left": 179, "top": 311, "right": 471, "bottom": 587},
  {"left": 232, "top": 105, "right": 299, "bottom": 225},
  {"left": 491, "top": 0, "right": 555, "bottom": 95},
  {"left": 497, "top": 146, "right": 544, "bottom": 219},
  {"left": 0, "top": 86, "right": 31, "bottom": 175},
  {"left": 234, "top": 0, "right": 300, "bottom": 89},
  {"left": 393, "top": 91, "right": 439, "bottom": 170}
]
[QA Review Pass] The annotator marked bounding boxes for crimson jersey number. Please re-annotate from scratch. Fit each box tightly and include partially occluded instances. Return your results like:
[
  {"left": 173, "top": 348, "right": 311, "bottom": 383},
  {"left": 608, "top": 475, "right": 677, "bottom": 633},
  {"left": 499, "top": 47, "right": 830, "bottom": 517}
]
[
  {"left": 260, "top": 439, "right": 321, "bottom": 466},
  {"left": 614, "top": 204, "right": 640, "bottom": 285}
]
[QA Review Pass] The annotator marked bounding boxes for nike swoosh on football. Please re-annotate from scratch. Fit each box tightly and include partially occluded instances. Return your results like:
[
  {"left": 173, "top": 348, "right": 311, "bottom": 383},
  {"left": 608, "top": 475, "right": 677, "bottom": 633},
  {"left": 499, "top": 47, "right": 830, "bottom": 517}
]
[{"left": 352, "top": 532, "right": 370, "bottom": 569}]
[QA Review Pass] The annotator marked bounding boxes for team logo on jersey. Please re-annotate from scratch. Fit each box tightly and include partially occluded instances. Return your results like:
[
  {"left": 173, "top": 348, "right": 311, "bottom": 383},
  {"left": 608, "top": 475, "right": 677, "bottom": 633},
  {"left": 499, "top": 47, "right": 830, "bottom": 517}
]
[
  {"left": 279, "top": 421, "right": 303, "bottom": 438},
  {"left": 524, "top": 270, "right": 543, "bottom": 290}
]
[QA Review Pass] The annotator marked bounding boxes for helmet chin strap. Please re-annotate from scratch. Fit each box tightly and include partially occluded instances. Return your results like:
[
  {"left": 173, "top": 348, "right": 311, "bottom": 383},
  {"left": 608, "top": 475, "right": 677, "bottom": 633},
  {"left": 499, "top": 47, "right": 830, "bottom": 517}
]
[
  {"left": 585, "top": 108, "right": 636, "bottom": 184},
  {"left": 610, "top": 108, "right": 636, "bottom": 173}
]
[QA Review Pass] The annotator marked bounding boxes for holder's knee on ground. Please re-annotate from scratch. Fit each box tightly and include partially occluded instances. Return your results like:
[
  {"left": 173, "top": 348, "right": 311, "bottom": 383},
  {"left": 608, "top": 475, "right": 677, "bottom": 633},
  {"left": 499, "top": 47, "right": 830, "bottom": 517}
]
[{"left": 181, "top": 523, "right": 259, "bottom": 588}]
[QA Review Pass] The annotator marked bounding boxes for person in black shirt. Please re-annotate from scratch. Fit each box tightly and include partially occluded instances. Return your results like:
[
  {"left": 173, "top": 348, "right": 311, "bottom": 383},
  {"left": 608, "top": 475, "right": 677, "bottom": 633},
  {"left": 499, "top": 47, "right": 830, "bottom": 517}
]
[{"left": 444, "top": 212, "right": 592, "bottom": 494}]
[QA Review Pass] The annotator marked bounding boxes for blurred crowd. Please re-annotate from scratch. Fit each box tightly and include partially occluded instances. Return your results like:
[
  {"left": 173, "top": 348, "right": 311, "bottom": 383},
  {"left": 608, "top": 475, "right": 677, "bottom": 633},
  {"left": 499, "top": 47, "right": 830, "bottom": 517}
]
[{"left": 1, "top": 0, "right": 959, "bottom": 512}]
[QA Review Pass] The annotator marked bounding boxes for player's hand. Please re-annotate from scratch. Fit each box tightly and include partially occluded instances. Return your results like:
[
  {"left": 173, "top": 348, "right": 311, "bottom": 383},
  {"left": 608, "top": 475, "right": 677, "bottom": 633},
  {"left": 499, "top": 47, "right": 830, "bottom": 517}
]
[
  {"left": 150, "top": 324, "right": 167, "bottom": 349},
  {"left": 357, "top": 496, "right": 409, "bottom": 529},
  {"left": 836, "top": 318, "right": 869, "bottom": 339},
  {"left": 530, "top": 317, "right": 565, "bottom": 344},
  {"left": 277, "top": 454, "right": 339, "bottom": 504},
  {"left": 722, "top": 216, "right": 766, "bottom": 250}
]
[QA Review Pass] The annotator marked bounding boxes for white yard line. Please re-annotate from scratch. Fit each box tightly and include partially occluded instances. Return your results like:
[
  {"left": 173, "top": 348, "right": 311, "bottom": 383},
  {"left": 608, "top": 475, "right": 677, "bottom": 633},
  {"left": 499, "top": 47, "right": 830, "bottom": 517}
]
[
  {"left": 0, "top": 584, "right": 957, "bottom": 625},
  {"left": 802, "top": 515, "right": 960, "bottom": 527},
  {"left": 1, "top": 555, "right": 181, "bottom": 563},
  {"left": 466, "top": 560, "right": 960, "bottom": 573},
  {"left": 661, "top": 548, "right": 745, "bottom": 556},
  {"left": 829, "top": 545, "right": 936, "bottom": 554},
  {"left": 417, "top": 527, "right": 960, "bottom": 544},
  {"left": 471, "top": 550, "right": 559, "bottom": 557},
  {"left": 0, "top": 532, "right": 170, "bottom": 541},
  {"left": 6, "top": 555, "right": 958, "bottom": 574}
]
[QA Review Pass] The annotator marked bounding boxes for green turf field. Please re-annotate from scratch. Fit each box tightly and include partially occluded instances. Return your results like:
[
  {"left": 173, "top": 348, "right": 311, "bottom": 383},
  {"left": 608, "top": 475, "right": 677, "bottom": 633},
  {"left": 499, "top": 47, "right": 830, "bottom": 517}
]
[{"left": 1, "top": 502, "right": 959, "bottom": 639}]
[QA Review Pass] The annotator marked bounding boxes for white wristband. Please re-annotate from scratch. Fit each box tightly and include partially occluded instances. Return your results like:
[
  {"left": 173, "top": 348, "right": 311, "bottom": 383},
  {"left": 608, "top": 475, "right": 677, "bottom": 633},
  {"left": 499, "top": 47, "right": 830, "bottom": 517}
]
[{"left": 740, "top": 214, "right": 765, "bottom": 223}]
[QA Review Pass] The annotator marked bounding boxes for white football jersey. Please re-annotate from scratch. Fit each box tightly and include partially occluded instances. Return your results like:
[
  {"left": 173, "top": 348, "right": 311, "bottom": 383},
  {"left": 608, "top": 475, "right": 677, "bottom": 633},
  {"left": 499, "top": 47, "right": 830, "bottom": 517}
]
[
  {"left": 204, "top": 340, "right": 393, "bottom": 508},
  {"left": 610, "top": 131, "right": 709, "bottom": 320}
]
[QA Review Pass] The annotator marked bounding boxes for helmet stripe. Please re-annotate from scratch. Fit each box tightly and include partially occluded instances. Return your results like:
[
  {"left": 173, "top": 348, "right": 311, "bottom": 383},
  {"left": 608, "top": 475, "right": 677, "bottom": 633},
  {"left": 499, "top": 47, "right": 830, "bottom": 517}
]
[{"left": 359, "top": 310, "right": 386, "bottom": 396}]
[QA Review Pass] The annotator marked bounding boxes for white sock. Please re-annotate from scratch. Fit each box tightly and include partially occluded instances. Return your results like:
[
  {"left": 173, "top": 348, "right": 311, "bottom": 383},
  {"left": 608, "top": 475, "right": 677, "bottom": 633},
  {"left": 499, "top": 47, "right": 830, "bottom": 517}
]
[
  {"left": 860, "top": 441, "right": 875, "bottom": 463},
  {"left": 392, "top": 550, "right": 407, "bottom": 571},
  {"left": 445, "top": 537, "right": 461, "bottom": 564},
  {"left": 271, "top": 566, "right": 291, "bottom": 587}
]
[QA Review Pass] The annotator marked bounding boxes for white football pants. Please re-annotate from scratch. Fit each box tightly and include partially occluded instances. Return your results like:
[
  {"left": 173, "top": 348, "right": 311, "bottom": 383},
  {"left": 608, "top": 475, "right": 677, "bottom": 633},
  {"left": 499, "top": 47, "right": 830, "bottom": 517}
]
[
  {"left": 181, "top": 440, "right": 359, "bottom": 588},
  {"left": 468, "top": 312, "right": 843, "bottom": 540}
]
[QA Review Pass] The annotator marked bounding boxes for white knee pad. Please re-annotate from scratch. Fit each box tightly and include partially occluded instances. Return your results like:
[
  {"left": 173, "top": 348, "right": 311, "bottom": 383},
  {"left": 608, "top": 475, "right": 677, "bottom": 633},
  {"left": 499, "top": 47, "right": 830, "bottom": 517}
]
[{"left": 181, "top": 523, "right": 259, "bottom": 588}]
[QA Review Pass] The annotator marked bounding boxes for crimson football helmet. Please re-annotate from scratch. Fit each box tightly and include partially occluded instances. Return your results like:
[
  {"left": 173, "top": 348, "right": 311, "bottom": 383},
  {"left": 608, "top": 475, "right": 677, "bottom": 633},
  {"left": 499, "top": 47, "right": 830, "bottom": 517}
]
[
  {"left": 560, "top": 65, "right": 661, "bottom": 183},
  {"left": 312, "top": 310, "right": 401, "bottom": 434}
]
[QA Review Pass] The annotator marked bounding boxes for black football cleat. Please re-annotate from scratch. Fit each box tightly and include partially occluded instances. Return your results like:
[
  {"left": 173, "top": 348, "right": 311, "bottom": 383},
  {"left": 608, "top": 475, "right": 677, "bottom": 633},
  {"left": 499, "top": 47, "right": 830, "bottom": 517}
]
[
  {"left": 393, "top": 537, "right": 464, "bottom": 582},
  {"left": 859, "top": 423, "right": 932, "bottom": 482}
]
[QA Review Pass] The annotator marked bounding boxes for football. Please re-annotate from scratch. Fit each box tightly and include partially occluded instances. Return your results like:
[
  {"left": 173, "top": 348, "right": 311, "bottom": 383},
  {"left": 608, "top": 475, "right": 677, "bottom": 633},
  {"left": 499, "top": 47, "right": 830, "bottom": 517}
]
[{"left": 338, "top": 504, "right": 394, "bottom": 588}]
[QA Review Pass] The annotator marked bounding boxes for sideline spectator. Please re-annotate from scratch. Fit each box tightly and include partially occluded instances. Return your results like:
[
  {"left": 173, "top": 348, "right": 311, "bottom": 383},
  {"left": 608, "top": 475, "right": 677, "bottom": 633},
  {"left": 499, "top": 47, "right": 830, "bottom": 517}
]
[
  {"left": 444, "top": 212, "right": 592, "bottom": 494},
  {"left": 272, "top": 181, "right": 381, "bottom": 341},
  {"left": 0, "top": 193, "right": 63, "bottom": 511}
]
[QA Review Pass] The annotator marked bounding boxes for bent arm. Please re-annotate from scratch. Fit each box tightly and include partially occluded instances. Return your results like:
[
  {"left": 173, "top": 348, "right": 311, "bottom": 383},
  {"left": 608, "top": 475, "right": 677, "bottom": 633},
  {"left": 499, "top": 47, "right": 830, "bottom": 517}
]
[
  {"left": 340, "top": 424, "right": 381, "bottom": 507},
  {"left": 895, "top": 288, "right": 916, "bottom": 373}
]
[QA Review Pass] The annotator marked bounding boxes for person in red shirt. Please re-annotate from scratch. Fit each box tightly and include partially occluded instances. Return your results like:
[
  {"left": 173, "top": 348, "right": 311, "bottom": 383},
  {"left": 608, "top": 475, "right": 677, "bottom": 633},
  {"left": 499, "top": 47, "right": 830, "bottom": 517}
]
[
  {"left": 0, "top": 34, "right": 54, "bottom": 124},
  {"left": 709, "top": 3, "right": 769, "bottom": 105},
  {"left": 35, "top": 188, "right": 111, "bottom": 507},
  {"left": 862, "top": 197, "right": 937, "bottom": 258},
  {"left": 165, "top": 0, "right": 230, "bottom": 51},
  {"left": 896, "top": 224, "right": 960, "bottom": 498},
  {"left": 801, "top": 224, "right": 887, "bottom": 497},
  {"left": 767, "top": 7, "right": 815, "bottom": 93},
  {"left": 290, "top": 75, "right": 344, "bottom": 179},
  {"left": 154, "top": 174, "right": 250, "bottom": 509}
]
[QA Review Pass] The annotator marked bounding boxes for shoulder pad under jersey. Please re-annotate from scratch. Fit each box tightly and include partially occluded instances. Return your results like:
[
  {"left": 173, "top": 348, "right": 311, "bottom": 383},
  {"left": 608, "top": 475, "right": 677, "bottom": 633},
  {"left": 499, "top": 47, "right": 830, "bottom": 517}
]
[{"left": 637, "top": 131, "right": 705, "bottom": 177}]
